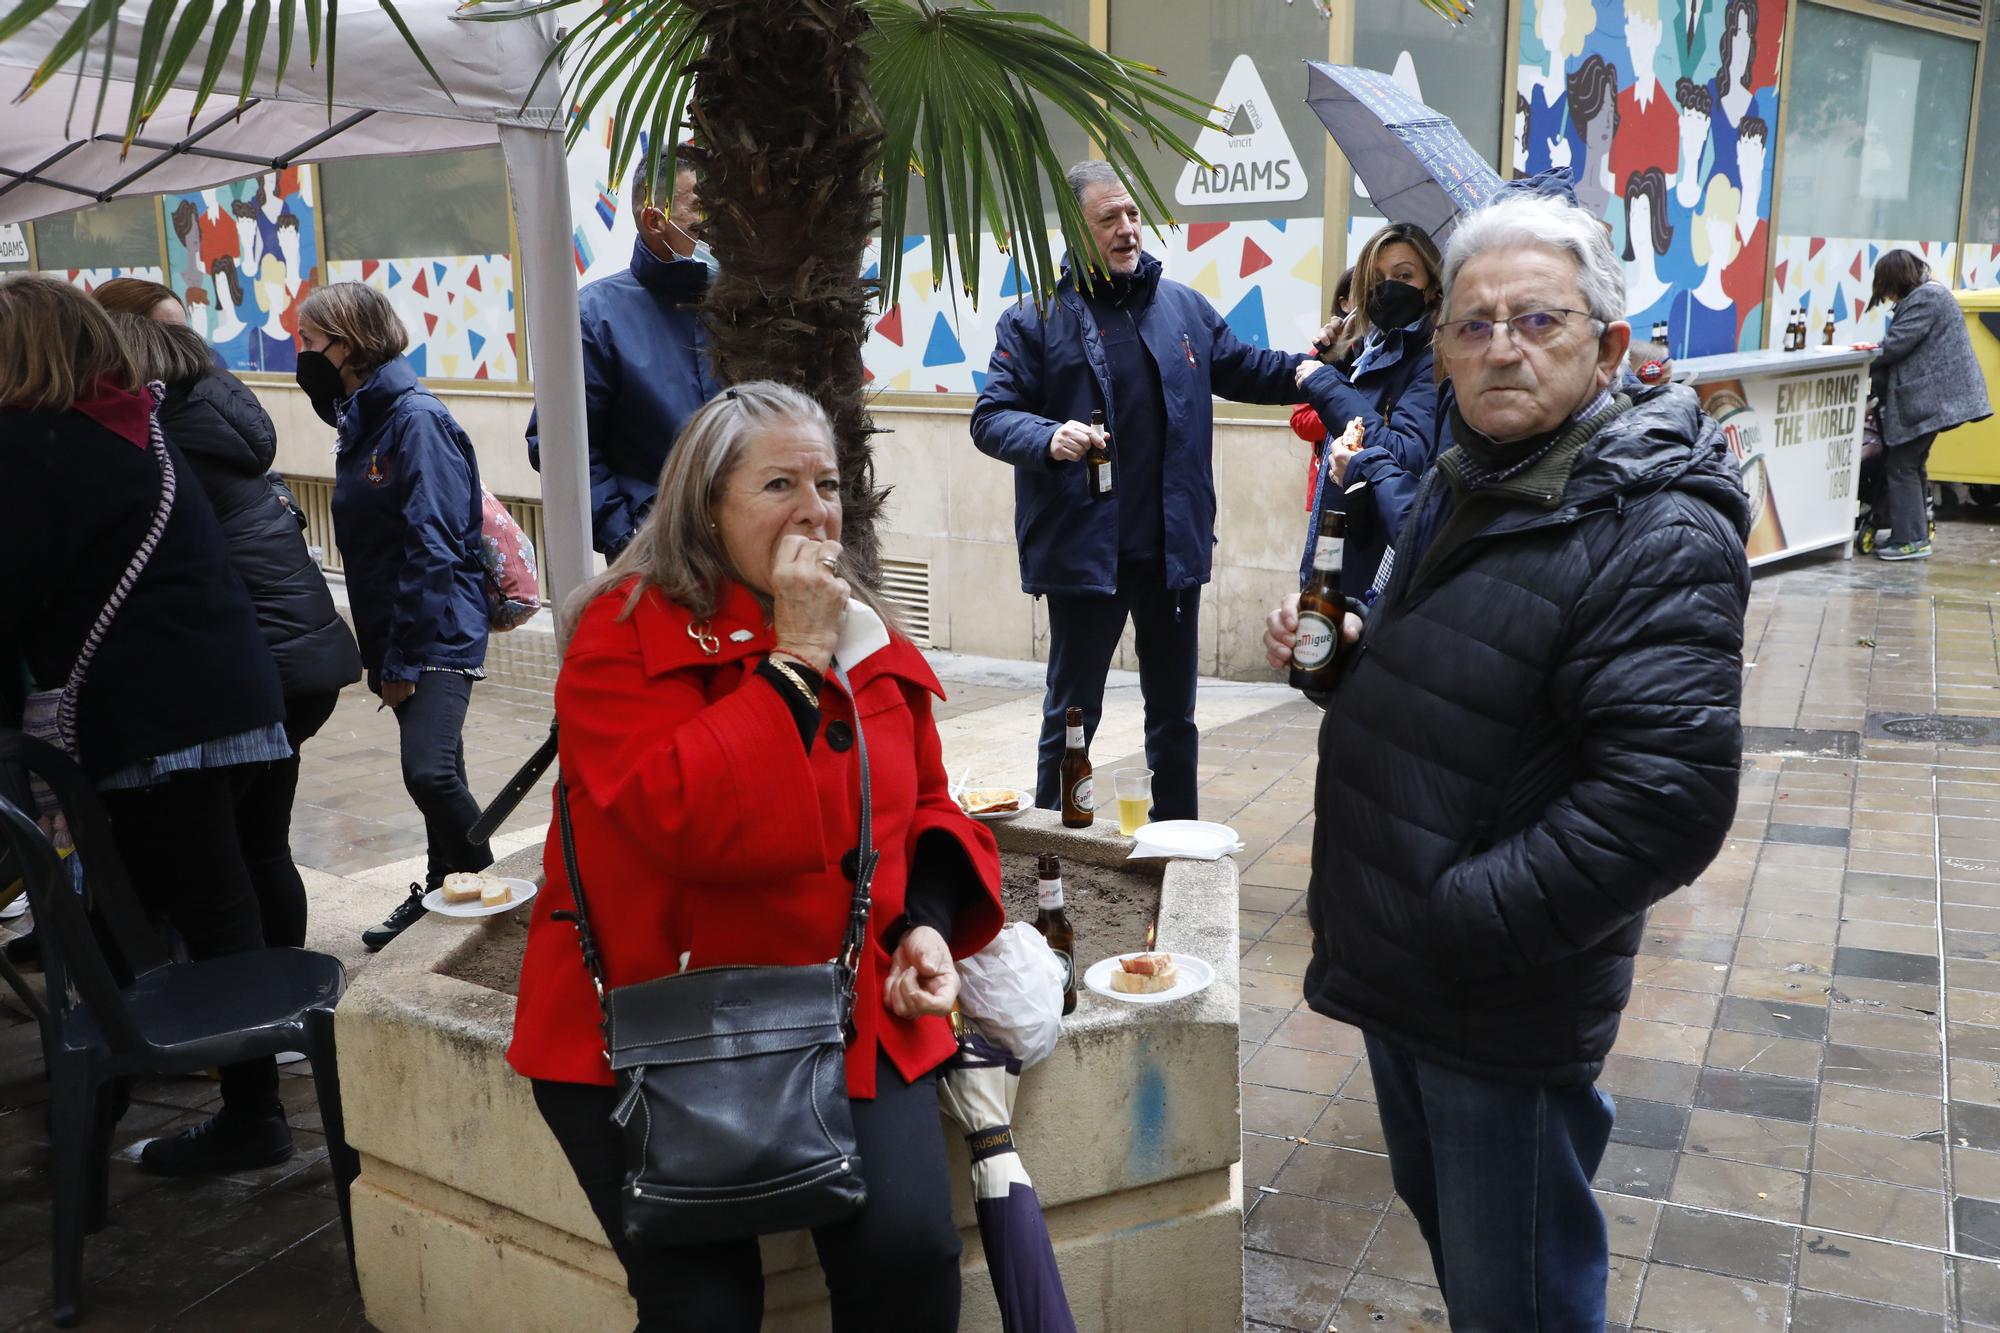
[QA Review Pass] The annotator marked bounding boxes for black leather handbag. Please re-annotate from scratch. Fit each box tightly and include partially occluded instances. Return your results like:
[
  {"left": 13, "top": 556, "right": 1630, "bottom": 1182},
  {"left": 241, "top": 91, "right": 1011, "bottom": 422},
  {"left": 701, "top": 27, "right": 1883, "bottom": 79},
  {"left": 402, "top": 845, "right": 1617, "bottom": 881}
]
[{"left": 550, "top": 674, "right": 879, "bottom": 1246}]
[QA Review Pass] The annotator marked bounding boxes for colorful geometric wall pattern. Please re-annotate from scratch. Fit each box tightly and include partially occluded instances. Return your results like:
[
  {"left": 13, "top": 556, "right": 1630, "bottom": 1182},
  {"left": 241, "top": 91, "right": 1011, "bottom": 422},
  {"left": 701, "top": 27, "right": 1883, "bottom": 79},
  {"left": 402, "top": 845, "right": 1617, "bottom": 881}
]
[
  {"left": 325, "top": 255, "right": 520, "bottom": 382},
  {"left": 858, "top": 219, "right": 1325, "bottom": 395},
  {"left": 1961, "top": 243, "right": 2000, "bottom": 294},
  {"left": 1517, "top": 0, "right": 1785, "bottom": 358},
  {"left": 161, "top": 169, "right": 319, "bottom": 374},
  {"left": 1768, "top": 236, "right": 1957, "bottom": 348},
  {"left": 53, "top": 266, "right": 165, "bottom": 294}
]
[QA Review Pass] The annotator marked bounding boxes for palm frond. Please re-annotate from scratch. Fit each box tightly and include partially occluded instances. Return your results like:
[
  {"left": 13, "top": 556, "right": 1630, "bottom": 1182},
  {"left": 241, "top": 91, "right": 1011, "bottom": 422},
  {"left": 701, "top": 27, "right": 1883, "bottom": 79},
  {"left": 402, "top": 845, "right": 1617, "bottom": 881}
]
[
  {"left": 863, "top": 0, "right": 1218, "bottom": 310},
  {"left": 0, "top": 0, "right": 449, "bottom": 141}
]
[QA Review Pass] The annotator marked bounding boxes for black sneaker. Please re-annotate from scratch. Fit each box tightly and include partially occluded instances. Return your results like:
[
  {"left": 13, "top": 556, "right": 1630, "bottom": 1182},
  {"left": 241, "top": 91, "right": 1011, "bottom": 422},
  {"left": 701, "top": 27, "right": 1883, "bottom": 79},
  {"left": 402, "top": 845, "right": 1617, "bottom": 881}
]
[
  {"left": 139, "top": 1111, "right": 293, "bottom": 1175},
  {"left": 362, "top": 884, "right": 430, "bottom": 952}
]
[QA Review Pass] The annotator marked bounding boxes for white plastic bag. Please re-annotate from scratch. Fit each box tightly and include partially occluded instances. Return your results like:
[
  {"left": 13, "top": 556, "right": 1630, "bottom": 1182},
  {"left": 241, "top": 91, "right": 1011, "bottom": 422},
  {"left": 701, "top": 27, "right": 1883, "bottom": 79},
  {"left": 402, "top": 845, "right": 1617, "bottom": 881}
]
[{"left": 956, "top": 923, "right": 1067, "bottom": 1068}]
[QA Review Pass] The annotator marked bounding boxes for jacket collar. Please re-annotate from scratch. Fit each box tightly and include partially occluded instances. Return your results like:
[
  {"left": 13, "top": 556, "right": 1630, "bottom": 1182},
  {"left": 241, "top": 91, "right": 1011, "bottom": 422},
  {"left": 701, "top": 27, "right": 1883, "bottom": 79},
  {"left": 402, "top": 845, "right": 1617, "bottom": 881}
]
[
  {"left": 630, "top": 236, "right": 710, "bottom": 303},
  {"left": 338, "top": 355, "right": 419, "bottom": 449},
  {"left": 1059, "top": 250, "right": 1163, "bottom": 306},
  {"left": 632, "top": 578, "right": 946, "bottom": 698},
  {"left": 1350, "top": 314, "right": 1431, "bottom": 379}
]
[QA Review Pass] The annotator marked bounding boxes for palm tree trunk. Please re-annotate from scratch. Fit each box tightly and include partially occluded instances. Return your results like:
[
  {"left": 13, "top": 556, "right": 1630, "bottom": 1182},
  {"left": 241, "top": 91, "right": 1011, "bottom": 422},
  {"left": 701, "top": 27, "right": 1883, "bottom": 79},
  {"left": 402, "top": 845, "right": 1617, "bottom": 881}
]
[{"left": 684, "top": 0, "right": 889, "bottom": 576}]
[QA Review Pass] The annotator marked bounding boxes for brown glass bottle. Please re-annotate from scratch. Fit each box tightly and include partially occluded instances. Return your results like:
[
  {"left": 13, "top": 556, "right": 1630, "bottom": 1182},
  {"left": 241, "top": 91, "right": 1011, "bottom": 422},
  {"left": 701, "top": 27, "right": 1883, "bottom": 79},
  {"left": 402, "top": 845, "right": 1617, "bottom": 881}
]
[
  {"left": 1085, "top": 409, "right": 1114, "bottom": 498},
  {"left": 1060, "top": 706, "right": 1094, "bottom": 827},
  {"left": 1290, "top": 510, "right": 1351, "bottom": 695},
  {"left": 1823, "top": 312, "right": 1837, "bottom": 347},
  {"left": 1035, "top": 853, "right": 1078, "bottom": 1015}
]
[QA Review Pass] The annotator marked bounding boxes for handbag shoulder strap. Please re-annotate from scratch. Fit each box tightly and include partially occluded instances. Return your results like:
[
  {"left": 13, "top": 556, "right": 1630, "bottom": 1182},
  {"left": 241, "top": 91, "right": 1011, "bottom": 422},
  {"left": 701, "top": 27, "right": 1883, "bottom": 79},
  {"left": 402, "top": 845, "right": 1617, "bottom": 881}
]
[
  {"left": 54, "top": 383, "right": 177, "bottom": 753},
  {"left": 554, "top": 664, "right": 879, "bottom": 1024}
]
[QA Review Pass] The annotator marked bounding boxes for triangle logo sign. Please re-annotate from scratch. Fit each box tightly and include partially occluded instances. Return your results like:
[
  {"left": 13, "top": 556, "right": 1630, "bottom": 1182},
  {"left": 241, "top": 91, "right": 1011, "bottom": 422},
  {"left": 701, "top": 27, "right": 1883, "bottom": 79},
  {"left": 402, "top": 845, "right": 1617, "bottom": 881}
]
[{"left": 1175, "top": 54, "right": 1309, "bottom": 207}]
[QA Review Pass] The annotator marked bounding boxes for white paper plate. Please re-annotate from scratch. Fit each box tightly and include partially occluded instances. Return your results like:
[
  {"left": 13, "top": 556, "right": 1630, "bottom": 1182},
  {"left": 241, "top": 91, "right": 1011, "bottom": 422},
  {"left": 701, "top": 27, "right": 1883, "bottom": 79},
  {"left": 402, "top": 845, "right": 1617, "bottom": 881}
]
[
  {"left": 1083, "top": 952, "right": 1216, "bottom": 1005},
  {"left": 958, "top": 788, "right": 1032, "bottom": 821},
  {"left": 1126, "top": 820, "right": 1244, "bottom": 860},
  {"left": 0, "top": 895, "right": 27, "bottom": 921},
  {"left": 422, "top": 878, "right": 539, "bottom": 919}
]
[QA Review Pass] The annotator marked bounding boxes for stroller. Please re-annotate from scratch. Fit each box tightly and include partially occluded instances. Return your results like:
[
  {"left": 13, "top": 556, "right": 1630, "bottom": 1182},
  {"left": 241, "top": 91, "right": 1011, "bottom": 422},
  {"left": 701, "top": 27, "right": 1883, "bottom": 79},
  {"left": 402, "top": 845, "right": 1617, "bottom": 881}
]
[{"left": 1853, "top": 398, "right": 1936, "bottom": 555}]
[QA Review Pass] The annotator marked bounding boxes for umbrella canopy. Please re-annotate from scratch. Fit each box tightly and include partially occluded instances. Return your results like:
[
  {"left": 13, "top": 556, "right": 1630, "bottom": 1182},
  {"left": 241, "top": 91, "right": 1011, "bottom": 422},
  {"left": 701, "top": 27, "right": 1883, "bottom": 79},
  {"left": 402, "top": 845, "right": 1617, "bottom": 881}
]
[
  {"left": 1304, "top": 60, "right": 1504, "bottom": 245},
  {"left": 0, "top": 3, "right": 595, "bottom": 613},
  {"left": 939, "top": 1027, "right": 1077, "bottom": 1333}
]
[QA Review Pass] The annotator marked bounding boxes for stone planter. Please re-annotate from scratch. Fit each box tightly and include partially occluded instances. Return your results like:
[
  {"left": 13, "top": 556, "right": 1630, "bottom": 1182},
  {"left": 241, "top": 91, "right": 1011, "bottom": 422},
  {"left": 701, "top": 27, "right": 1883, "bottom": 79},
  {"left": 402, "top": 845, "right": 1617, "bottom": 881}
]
[{"left": 338, "top": 810, "right": 1241, "bottom": 1331}]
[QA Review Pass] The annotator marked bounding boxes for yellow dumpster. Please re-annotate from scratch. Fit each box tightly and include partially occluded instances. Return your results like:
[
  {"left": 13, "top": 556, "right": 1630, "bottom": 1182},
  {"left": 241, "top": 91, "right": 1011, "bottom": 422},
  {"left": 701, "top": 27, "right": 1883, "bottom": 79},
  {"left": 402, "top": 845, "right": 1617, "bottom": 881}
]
[{"left": 1933, "top": 289, "right": 2000, "bottom": 485}]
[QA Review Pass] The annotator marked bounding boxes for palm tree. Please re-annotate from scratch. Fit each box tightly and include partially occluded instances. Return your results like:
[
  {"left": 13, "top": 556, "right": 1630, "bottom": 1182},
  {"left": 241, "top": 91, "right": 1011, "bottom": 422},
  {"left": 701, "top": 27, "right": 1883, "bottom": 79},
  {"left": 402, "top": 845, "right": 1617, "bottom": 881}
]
[{"left": 0, "top": 0, "right": 1468, "bottom": 570}]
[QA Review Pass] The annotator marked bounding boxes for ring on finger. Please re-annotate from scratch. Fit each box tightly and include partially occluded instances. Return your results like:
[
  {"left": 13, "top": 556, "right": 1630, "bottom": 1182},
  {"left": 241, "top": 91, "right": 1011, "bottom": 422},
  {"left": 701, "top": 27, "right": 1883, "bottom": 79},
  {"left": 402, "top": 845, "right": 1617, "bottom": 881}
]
[{"left": 818, "top": 556, "right": 840, "bottom": 572}]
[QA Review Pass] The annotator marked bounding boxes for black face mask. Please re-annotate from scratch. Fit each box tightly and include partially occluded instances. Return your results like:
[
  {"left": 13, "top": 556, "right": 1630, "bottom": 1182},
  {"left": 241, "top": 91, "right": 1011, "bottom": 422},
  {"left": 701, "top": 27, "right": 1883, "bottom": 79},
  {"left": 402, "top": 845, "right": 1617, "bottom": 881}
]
[
  {"left": 1366, "top": 278, "right": 1429, "bottom": 333},
  {"left": 295, "top": 350, "right": 345, "bottom": 427}
]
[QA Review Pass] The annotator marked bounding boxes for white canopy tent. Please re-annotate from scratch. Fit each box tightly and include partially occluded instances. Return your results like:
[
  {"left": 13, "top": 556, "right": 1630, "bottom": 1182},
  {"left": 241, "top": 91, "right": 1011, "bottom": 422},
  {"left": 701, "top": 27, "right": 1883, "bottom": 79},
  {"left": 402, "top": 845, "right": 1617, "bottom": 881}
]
[{"left": 0, "top": 1, "right": 593, "bottom": 605}]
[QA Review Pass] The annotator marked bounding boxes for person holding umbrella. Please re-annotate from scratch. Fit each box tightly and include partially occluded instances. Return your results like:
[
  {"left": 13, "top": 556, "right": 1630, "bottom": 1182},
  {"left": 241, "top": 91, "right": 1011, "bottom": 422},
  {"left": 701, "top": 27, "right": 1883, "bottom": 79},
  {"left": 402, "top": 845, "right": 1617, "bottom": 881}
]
[{"left": 1289, "top": 222, "right": 1446, "bottom": 598}]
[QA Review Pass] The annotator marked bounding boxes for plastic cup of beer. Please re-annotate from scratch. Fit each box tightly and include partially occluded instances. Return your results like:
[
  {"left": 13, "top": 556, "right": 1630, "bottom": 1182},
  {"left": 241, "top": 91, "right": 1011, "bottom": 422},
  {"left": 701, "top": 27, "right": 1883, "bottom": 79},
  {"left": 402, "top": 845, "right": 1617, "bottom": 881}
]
[{"left": 1112, "top": 768, "right": 1154, "bottom": 837}]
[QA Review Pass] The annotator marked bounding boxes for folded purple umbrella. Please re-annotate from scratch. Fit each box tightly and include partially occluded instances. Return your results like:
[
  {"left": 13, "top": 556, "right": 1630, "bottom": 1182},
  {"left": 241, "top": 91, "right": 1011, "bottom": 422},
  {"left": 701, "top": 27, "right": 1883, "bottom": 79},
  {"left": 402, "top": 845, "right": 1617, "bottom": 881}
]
[{"left": 941, "top": 1027, "right": 1077, "bottom": 1333}]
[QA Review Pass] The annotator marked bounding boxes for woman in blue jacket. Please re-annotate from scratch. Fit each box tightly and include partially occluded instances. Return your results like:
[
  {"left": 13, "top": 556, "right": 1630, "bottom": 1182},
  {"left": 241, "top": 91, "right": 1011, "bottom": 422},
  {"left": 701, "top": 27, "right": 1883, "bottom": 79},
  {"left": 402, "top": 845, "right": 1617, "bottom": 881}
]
[
  {"left": 296, "top": 283, "right": 493, "bottom": 950},
  {"left": 1293, "top": 222, "right": 1446, "bottom": 601}
]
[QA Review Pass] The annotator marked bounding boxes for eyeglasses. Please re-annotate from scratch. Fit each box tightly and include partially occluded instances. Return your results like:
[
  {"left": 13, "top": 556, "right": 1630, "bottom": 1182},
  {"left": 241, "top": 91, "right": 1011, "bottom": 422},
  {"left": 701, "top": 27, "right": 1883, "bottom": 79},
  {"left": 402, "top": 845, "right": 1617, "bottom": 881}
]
[{"left": 1436, "top": 308, "right": 1601, "bottom": 354}]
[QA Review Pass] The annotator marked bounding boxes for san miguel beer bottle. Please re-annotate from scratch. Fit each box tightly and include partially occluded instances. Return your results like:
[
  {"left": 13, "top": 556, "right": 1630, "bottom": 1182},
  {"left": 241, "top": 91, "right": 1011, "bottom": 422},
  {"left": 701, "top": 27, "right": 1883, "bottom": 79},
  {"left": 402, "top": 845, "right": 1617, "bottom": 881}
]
[
  {"left": 1823, "top": 311, "right": 1838, "bottom": 346},
  {"left": 1086, "top": 409, "right": 1114, "bottom": 498},
  {"left": 1035, "top": 853, "right": 1078, "bottom": 1015},
  {"left": 1060, "top": 706, "right": 1094, "bottom": 828},
  {"left": 1290, "top": 510, "right": 1351, "bottom": 695}
]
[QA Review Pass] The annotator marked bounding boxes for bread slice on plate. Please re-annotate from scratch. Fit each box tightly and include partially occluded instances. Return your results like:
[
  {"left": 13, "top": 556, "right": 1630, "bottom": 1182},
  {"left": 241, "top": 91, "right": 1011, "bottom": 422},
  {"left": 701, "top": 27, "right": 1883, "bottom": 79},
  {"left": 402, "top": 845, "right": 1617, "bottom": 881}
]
[
  {"left": 440, "top": 872, "right": 486, "bottom": 906},
  {"left": 1109, "top": 952, "right": 1179, "bottom": 994}
]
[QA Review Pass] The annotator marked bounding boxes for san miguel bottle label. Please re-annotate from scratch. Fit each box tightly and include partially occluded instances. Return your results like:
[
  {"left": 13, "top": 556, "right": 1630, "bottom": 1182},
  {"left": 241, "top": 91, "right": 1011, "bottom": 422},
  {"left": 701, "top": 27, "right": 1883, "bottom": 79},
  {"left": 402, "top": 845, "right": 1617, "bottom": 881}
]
[
  {"left": 1293, "top": 611, "right": 1336, "bottom": 669},
  {"left": 1051, "top": 949, "right": 1074, "bottom": 991},
  {"left": 1071, "top": 775, "right": 1094, "bottom": 812}
]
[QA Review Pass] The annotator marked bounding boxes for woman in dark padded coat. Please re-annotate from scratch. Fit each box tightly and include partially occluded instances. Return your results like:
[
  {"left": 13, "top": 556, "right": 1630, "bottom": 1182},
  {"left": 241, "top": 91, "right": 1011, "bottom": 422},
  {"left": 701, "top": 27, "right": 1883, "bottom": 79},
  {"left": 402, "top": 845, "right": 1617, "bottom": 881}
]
[{"left": 103, "top": 294, "right": 362, "bottom": 950}]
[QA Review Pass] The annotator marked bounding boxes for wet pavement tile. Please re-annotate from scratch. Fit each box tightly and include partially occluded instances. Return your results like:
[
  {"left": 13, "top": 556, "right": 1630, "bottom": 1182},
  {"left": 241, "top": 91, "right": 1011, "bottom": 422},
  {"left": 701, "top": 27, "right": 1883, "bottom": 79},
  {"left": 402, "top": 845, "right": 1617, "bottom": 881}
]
[
  {"left": 1243, "top": 1192, "right": 1380, "bottom": 1268},
  {"left": 1715, "top": 995, "right": 1830, "bottom": 1040},
  {"left": 1694, "top": 1067, "right": 1818, "bottom": 1122},
  {"left": 1647, "top": 1207, "right": 1797, "bottom": 1285},
  {"left": 1797, "top": 1232, "right": 1950, "bottom": 1315},
  {"left": 1608, "top": 1096, "right": 1690, "bottom": 1152},
  {"left": 1831, "top": 946, "right": 1941, "bottom": 985},
  {"left": 1768, "top": 822, "right": 1853, "bottom": 848},
  {"left": 1789, "top": 1289, "right": 1950, "bottom": 1332},
  {"left": 1594, "top": 1142, "right": 1679, "bottom": 1200},
  {"left": 1633, "top": 1260, "right": 1790, "bottom": 1330},
  {"left": 1958, "top": 1195, "right": 2000, "bottom": 1259}
]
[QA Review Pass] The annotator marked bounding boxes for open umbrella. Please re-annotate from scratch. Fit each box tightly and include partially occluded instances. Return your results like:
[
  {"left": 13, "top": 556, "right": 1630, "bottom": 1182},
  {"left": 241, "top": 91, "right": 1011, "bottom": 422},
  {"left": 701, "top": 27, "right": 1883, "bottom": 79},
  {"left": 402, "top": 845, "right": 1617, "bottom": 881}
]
[
  {"left": 1305, "top": 61, "right": 1505, "bottom": 244},
  {"left": 940, "top": 1024, "right": 1077, "bottom": 1333}
]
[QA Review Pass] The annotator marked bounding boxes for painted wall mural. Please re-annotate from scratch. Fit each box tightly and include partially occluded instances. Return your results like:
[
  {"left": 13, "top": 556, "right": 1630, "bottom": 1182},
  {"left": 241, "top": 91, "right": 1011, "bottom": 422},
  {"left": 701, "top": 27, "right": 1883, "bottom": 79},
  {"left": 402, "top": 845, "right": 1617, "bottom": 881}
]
[
  {"left": 1956, "top": 242, "right": 2000, "bottom": 294},
  {"left": 323, "top": 254, "right": 520, "bottom": 382},
  {"left": 1516, "top": 0, "right": 1786, "bottom": 358},
  {"left": 858, "top": 218, "right": 1325, "bottom": 395},
  {"left": 161, "top": 169, "right": 318, "bottom": 374},
  {"left": 1769, "top": 235, "right": 1957, "bottom": 346},
  {"left": 53, "top": 266, "right": 166, "bottom": 294}
]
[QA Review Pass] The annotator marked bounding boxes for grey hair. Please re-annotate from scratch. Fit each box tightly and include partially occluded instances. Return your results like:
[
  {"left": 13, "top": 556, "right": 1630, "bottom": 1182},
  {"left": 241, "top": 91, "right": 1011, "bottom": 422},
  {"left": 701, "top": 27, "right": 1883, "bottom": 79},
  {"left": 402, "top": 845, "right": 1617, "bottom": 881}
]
[
  {"left": 1064, "top": 159, "right": 1122, "bottom": 206},
  {"left": 560, "top": 380, "right": 900, "bottom": 641},
  {"left": 1440, "top": 195, "right": 1626, "bottom": 325}
]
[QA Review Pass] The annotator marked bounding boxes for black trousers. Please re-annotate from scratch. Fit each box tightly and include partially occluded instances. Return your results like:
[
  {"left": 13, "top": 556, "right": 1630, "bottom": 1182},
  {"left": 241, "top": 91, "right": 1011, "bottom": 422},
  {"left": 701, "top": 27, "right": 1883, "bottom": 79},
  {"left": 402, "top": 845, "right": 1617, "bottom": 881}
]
[
  {"left": 236, "top": 690, "right": 340, "bottom": 949},
  {"left": 389, "top": 672, "right": 491, "bottom": 890},
  {"left": 99, "top": 765, "right": 280, "bottom": 1120},
  {"left": 1037, "top": 560, "right": 1202, "bottom": 821},
  {"left": 1884, "top": 431, "right": 1937, "bottom": 547},
  {"left": 532, "top": 1055, "right": 962, "bottom": 1333}
]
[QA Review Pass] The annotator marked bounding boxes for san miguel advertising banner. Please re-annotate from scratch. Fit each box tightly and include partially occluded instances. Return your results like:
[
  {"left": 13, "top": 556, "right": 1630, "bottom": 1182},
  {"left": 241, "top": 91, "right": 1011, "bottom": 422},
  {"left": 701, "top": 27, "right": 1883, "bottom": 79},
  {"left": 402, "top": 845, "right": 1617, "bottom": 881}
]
[{"left": 1696, "top": 366, "right": 1865, "bottom": 566}]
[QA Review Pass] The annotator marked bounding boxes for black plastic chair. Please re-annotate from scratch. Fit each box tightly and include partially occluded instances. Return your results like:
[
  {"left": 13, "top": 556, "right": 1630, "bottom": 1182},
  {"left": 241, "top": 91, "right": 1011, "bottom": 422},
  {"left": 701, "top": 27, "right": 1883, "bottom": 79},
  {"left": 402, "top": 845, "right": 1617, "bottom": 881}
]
[{"left": 0, "top": 732, "right": 359, "bottom": 1328}]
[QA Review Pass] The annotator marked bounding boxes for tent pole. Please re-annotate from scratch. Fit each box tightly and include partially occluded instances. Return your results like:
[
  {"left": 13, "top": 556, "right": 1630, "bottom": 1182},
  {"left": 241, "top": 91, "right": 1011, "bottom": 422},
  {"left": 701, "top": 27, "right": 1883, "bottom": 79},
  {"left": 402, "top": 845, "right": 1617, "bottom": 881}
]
[{"left": 498, "top": 123, "right": 593, "bottom": 611}]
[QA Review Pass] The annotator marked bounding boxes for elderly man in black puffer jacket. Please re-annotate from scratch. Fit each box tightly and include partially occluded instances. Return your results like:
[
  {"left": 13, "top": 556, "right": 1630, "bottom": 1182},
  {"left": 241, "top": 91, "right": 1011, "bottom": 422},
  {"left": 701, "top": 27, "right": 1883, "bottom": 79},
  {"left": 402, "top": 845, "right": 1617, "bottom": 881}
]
[{"left": 1265, "top": 194, "right": 1750, "bottom": 1331}]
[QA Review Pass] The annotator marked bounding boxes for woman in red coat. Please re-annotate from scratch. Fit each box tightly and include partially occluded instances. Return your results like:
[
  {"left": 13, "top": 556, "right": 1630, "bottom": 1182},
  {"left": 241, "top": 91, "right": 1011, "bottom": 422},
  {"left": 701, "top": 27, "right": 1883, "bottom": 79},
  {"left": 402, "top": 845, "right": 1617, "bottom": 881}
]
[{"left": 508, "top": 381, "right": 1004, "bottom": 1332}]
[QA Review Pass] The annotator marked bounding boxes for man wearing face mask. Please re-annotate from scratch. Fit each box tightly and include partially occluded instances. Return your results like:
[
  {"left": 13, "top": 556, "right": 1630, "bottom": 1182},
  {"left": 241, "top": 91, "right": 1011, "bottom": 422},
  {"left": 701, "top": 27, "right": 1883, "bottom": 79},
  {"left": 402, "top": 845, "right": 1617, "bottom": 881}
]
[{"left": 528, "top": 158, "right": 723, "bottom": 560}]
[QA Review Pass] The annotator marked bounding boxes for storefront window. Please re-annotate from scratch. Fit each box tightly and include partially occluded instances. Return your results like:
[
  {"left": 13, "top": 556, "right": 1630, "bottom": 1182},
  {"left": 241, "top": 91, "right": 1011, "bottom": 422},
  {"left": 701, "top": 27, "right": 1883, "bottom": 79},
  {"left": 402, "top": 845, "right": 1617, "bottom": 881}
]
[
  {"left": 1959, "top": 2, "right": 2000, "bottom": 288},
  {"left": 1772, "top": 5, "right": 1974, "bottom": 341},
  {"left": 32, "top": 194, "right": 162, "bottom": 272},
  {"left": 318, "top": 148, "right": 520, "bottom": 381},
  {"left": 1349, "top": 0, "right": 1508, "bottom": 266}
]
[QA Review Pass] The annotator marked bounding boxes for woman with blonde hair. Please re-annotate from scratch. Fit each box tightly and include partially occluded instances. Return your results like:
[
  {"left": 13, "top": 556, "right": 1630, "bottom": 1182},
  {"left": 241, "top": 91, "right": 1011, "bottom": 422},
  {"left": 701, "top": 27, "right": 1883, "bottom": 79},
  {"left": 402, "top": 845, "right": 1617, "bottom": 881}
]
[
  {"left": 1291, "top": 220, "right": 1447, "bottom": 599},
  {"left": 294, "top": 281, "right": 491, "bottom": 949},
  {"left": 510, "top": 381, "right": 1003, "bottom": 1331},
  {"left": 0, "top": 275, "right": 293, "bottom": 1173}
]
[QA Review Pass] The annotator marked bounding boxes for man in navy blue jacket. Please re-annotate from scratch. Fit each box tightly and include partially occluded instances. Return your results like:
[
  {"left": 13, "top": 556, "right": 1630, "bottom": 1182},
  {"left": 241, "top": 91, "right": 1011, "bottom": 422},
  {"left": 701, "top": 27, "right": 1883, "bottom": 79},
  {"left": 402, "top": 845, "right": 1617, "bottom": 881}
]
[
  {"left": 528, "top": 163, "right": 722, "bottom": 558},
  {"left": 971, "top": 161, "right": 1310, "bottom": 821}
]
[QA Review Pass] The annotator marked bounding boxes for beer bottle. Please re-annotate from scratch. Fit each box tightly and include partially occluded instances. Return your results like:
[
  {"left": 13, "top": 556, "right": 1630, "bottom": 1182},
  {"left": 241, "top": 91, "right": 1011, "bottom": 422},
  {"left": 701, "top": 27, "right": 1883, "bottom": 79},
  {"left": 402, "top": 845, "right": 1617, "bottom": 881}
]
[
  {"left": 1823, "top": 311, "right": 1837, "bottom": 346},
  {"left": 1085, "top": 409, "right": 1114, "bottom": 498},
  {"left": 1290, "top": 510, "right": 1352, "bottom": 695},
  {"left": 1035, "top": 852, "right": 1078, "bottom": 1016},
  {"left": 1783, "top": 311, "right": 1797, "bottom": 351},
  {"left": 1060, "top": 706, "right": 1094, "bottom": 828}
]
